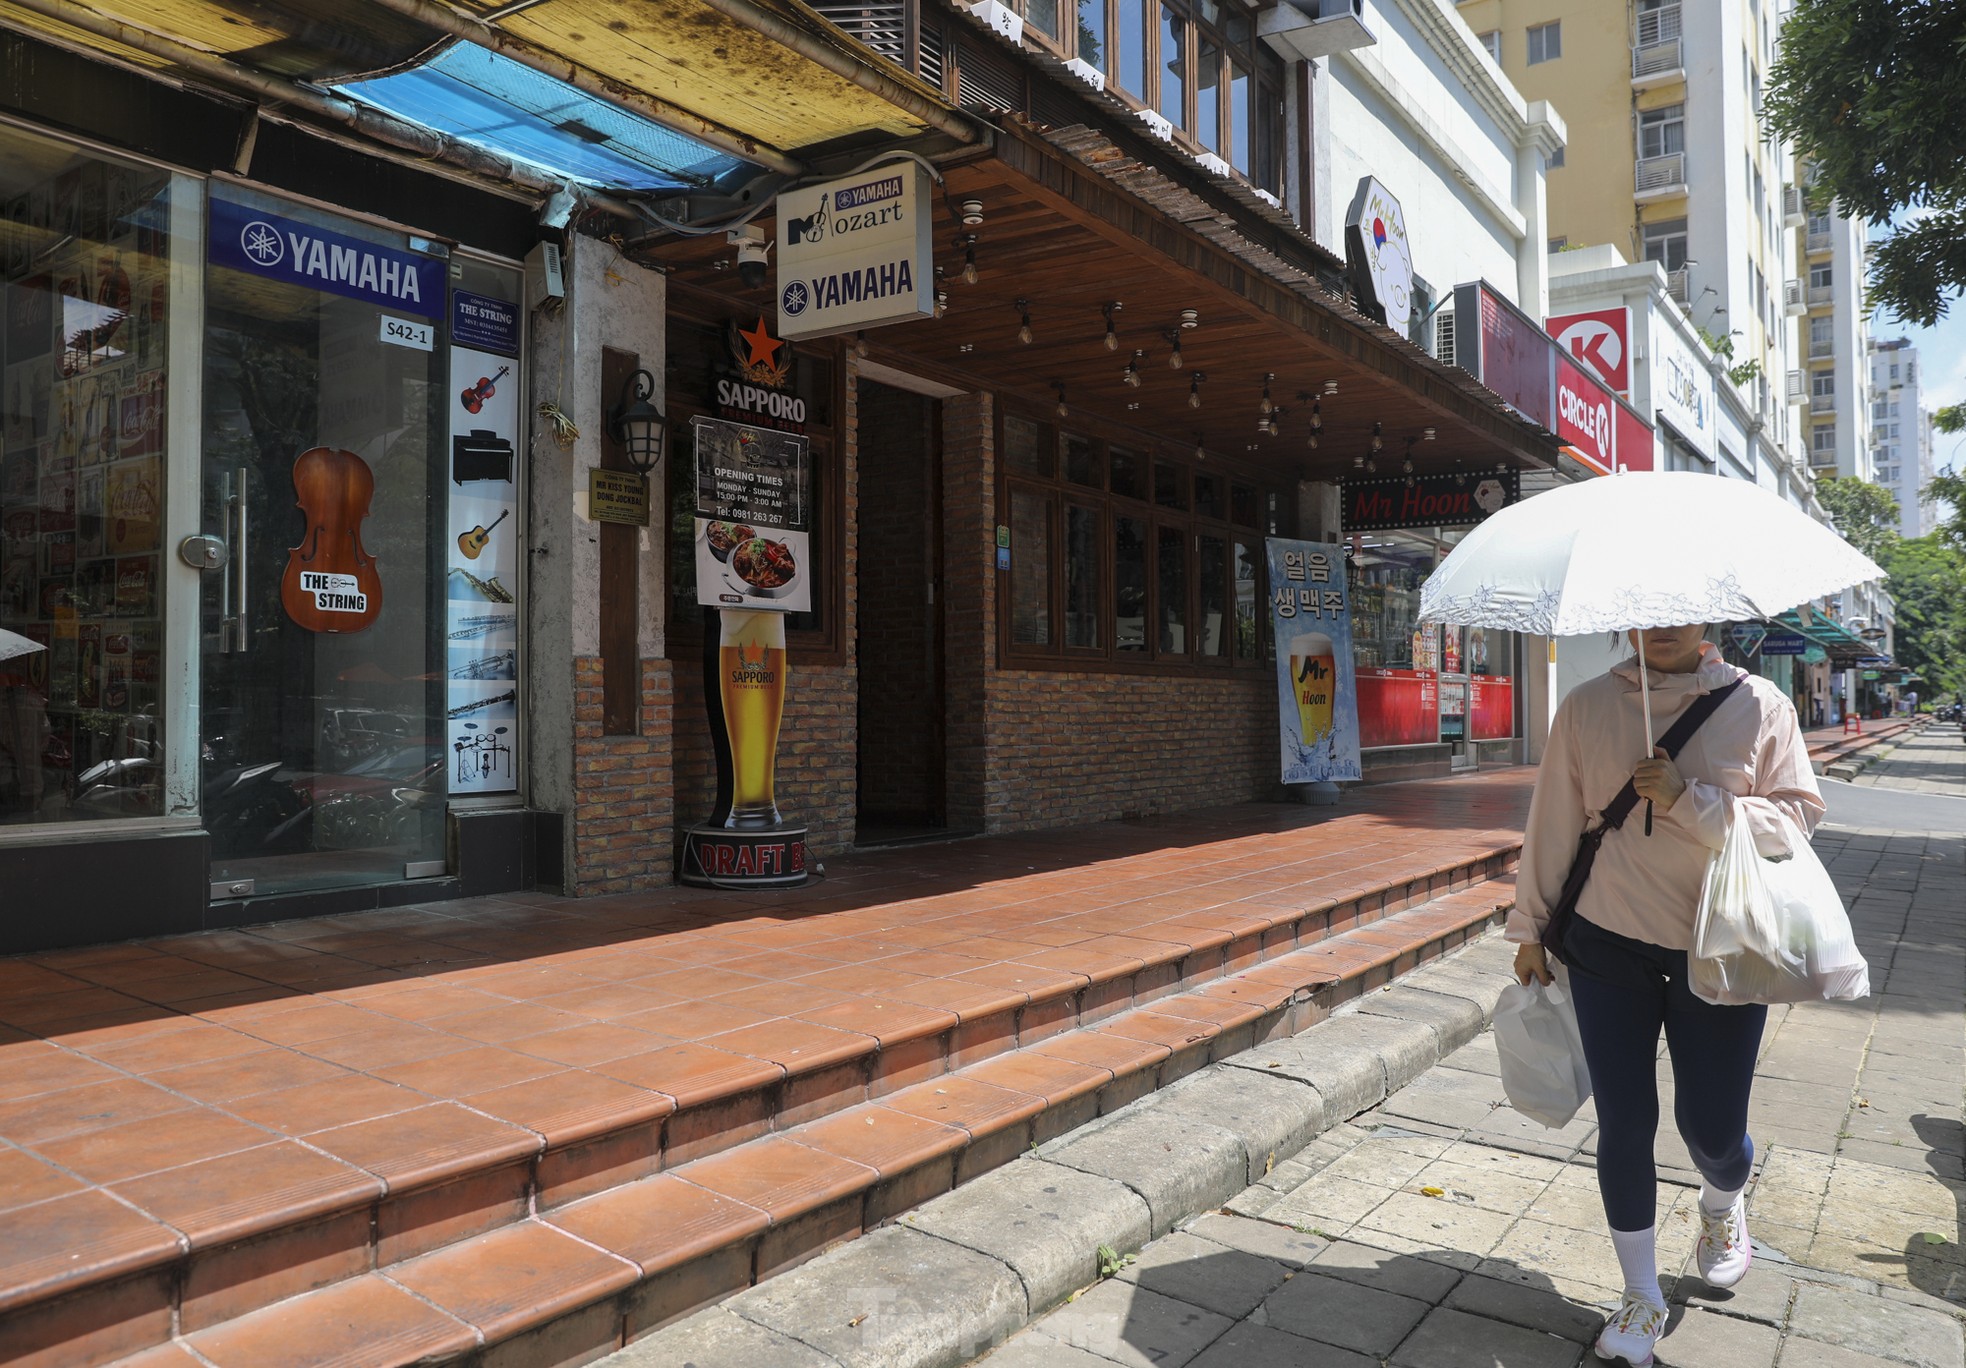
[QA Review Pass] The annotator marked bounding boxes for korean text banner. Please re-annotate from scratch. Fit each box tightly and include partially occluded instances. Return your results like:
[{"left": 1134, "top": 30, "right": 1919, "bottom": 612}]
[{"left": 1266, "top": 539, "right": 1363, "bottom": 784}]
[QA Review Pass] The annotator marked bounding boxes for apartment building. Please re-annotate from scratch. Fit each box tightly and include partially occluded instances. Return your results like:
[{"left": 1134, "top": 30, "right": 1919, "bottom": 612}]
[
  {"left": 1870, "top": 338, "right": 1936, "bottom": 538},
  {"left": 1797, "top": 173, "right": 1874, "bottom": 479},
  {"left": 1455, "top": 0, "right": 1839, "bottom": 468}
]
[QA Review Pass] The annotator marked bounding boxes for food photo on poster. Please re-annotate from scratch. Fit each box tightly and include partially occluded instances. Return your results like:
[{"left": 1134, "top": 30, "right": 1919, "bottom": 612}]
[
  {"left": 1265, "top": 538, "right": 1362, "bottom": 784},
  {"left": 692, "top": 415, "right": 810, "bottom": 614}
]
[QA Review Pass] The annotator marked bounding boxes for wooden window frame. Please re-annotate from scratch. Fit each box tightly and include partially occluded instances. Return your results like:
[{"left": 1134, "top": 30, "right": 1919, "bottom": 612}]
[
  {"left": 997, "top": 403, "right": 1279, "bottom": 676},
  {"left": 663, "top": 293, "right": 848, "bottom": 668}
]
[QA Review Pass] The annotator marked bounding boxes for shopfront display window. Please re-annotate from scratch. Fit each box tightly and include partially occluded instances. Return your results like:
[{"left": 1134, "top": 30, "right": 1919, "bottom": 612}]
[
  {"left": 199, "top": 184, "right": 449, "bottom": 894},
  {"left": 1001, "top": 408, "right": 1270, "bottom": 671},
  {"left": 2, "top": 131, "right": 182, "bottom": 825}
]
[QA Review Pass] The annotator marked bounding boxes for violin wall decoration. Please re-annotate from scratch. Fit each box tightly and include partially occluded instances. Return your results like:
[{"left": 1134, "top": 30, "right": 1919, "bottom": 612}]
[
  {"left": 459, "top": 366, "right": 509, "bottom": 415},
  {"left": 281, "top": 446, "right": 383, "bottom": 634}
]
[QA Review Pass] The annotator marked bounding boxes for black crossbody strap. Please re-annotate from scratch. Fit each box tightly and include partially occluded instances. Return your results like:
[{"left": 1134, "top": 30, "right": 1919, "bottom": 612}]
[{"left": 1597, "top": 679, "right": 1744, "bottom": 833}]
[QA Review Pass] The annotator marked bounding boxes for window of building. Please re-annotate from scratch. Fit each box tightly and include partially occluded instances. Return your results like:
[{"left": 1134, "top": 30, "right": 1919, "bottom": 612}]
[
  {"left": 1479, "top": 30, "right": 1502, "bottom": 63},
  {"left": 1078, "top": 0, "right": 1109, "bottom": 73},
  {"left": 1638, "top": 105, "right": 1684, "bottom": 160},
  {"left": 1548, "top": 145, "right": 1565, "bottom": 170},
  {"left": 1026, "top": 0, "right": 1060, "bottom": 38},
  {"left": 1888, "top": 423, "right": 1899, "bottom": 439},
  {"left": 1807, "top": 209, "right": 1830, "bottom": 236},
  {"left": 1115, "top": 0, "right": 1148, "bottom": 96},
  {"left": 1000, "top": 408, "right": 1271, "bottom": 669},
  {"left": 1812, "top": 370, "right": 1835, "bottom": 398},
  {"left": 1890, "top": 363, "right": 1900, "bottom": 380},
  {"left": 1813, "top": 426, "right": 1837, "bottom": 453},
  {"left": 1810, "top": 316, "right": 1833, "bottom": 348},
  {"left": 1642, "top": 217, "right": 1689, "bottom": 272},
  {"left": 1547, "top": 236, "right": 1568, "bottom": 253},
  {"left": 1527, "top": 21, "right": 1561, "bottom": 64},
  {"left": 1809, "top": 261, "right": 1833, "bottom": 289}
]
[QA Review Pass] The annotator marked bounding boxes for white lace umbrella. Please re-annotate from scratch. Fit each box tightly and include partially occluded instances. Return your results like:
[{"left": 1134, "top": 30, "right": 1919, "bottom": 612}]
[
  {"left": 1418, "top": 471, "right": 1883, "bottom": 753},
  {"left": 0, "top": 628, "right": 47, "bottom": 664}
]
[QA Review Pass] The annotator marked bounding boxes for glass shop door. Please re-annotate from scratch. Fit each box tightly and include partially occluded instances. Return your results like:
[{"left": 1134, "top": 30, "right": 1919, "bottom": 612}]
[{"left": 198, "top": 187, "right": 447, "bottom": 899}]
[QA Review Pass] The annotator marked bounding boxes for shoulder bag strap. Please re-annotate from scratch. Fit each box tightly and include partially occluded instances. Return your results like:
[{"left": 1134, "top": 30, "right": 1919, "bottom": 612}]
[{"left": 1598, "top": 679, "right": 1744, "bottom": 833}]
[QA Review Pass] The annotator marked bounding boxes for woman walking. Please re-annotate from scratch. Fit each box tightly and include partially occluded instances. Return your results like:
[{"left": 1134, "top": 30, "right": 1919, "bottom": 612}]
[{"left": 1509, "top": 624, "right": 1825, "bottom": 1366}]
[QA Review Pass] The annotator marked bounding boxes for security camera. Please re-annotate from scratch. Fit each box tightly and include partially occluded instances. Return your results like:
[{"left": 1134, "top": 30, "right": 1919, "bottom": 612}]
[{"left": 729, "top": 226, "right": 770, "bottom": 290}]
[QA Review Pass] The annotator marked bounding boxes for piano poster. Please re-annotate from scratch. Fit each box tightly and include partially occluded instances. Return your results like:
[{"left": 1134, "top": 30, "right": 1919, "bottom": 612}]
[{"left": 445, "top": 291, "right": 520, "bottom": 795}]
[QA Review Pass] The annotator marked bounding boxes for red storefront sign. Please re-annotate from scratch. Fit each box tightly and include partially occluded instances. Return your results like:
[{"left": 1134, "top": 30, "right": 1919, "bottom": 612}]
[
  {"left": 1454, "top": 282, "right": 1555, "bottom": 428},
  {"left": 1615, "top": 401, "right": 1655, "bottom": 472},
  {"left": 1341, "top": 471, "right": 1521, "bottom": 532},
  {"left": 1469, "top": 675, "right": 1515, "bottom": 740},
  {"left": 1548, "top": 307, "right": 1632, "bottom": 395},
  {"left": 1556, "top": 355, "right": 1616, "bottom": 476},
  {"left": 1357, "top": 667, "right": 1439, "bottom": 748}
]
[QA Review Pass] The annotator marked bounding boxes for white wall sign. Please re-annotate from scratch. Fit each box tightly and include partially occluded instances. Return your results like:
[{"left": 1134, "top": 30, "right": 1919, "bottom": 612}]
[
  {"left": 1652, "top": 322, "right": 1717, "bottom": 463},
  {"left": 1344, "top": 177, "right": 1414, "bottom": 332},
  {"left": 776, "top": 165, "right": 935, "bottom": 341}
]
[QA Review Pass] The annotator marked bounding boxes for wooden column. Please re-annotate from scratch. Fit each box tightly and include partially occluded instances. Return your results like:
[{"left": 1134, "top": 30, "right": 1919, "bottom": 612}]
[{"left": 599, "top": 345, "right": 640, "bottom": 735}]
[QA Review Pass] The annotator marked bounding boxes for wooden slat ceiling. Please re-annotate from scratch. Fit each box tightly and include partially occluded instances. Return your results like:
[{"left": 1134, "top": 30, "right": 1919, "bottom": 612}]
[{"left": 639, "top": 154, "right": 1562, "bottom": 487}]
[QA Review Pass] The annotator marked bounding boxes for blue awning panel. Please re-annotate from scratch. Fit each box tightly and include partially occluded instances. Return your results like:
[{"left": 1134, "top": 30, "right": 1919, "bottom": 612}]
[{"left": 337, "top": 42, "right": 756, "bottom": 192}]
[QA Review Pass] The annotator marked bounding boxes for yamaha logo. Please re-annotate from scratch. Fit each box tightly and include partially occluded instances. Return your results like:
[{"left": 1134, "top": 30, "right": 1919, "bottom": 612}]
[{"left": 240, "top": 220, "right": 285, "bottom": 267}]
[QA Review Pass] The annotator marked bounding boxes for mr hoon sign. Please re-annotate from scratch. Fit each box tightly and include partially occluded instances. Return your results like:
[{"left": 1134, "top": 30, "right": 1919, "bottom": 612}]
[{"left": 776, "top": 165, "right": 935, "bottom": 341}]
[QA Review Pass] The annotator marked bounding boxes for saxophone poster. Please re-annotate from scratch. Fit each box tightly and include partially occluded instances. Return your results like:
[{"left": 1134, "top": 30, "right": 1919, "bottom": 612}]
[
  {"left": 1265, "top": 538, "right": 1362, "bottom": 785},
  {"left": 445, "top": 291, "right": 520, "bottom": 794}
]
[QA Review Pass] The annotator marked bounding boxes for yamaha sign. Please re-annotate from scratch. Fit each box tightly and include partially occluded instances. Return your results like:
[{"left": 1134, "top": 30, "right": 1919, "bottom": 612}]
[{"left": 775, "top": 165, "right": 935, "bottom": 341}]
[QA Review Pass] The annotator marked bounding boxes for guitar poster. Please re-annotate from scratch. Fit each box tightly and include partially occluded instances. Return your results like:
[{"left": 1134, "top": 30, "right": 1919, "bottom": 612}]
[{"left": 445, "top": 292, "right": 520, "bottom": 796}]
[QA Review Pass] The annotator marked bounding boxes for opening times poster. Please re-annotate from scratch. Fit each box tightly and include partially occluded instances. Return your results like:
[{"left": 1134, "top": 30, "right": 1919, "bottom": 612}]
[
  {"left": 692, "top": 415, "right": 810, "bottom": 614},
  {"left": 1266, "top": 538, "right": 1363, "bottom": 784},
  {"left": 444, "top": 291, "right": 519, "bottom": 794}
]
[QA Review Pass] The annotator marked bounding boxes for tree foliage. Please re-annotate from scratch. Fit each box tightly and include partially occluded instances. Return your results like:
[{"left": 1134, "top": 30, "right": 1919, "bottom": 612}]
[
  {"left": 1927, "top": 467, "right": 1966, "bottom": 557},
  {"left": 1936, "top": 403, "right": 1965, "bottom": 435},
  {"left": 1765, "top": 0, "right": 1966, "bottom": 327},
  {"left": 1876, "top": 536, "right": 1966, "bottom": 699},
  {"left": 1813, "top": 476, "right": 1901, "bottom": 562}
]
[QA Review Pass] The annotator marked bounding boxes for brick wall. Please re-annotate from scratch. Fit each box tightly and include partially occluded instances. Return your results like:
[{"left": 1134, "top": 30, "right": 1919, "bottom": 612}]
[
  {"left": 570, "top": 656, "right": 675, "bottom": 893},
  {"left": 941, "top": 392, "right": 994, "bottom": 833}
]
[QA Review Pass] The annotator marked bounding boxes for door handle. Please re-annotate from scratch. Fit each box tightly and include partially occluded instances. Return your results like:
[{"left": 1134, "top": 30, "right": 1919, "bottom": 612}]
[{"left": 223, "top": 467, "right": 249, "bottom": 653}]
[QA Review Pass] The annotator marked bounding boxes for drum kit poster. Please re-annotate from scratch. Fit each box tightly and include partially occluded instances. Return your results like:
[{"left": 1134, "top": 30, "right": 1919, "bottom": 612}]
[{"left": 444, "top": 292, "right": 520, "bottom": 795}]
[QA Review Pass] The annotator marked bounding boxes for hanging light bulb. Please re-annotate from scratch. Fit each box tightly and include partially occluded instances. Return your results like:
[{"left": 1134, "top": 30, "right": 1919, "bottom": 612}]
[
  {"left": 1015, "top": 298, "right": 1033, "bottom": 345},
  {"left": 1166, "top": 330, "right": 1184, "bottom": 369},
  {"left": 1370, "top": 421, "right": 1384, "bottom": 453},
  {"left": 1365, "top": 455, "right": 1378, "bottom": 474},
  {"left": 1310, "top": 398, "right": 1324, "bottom": 434},
  {"left": 1194, "top": 434, "right": 1206, "bottom": 461},
  {"left": 1189, "top": 371, "right": 1205, "bottom": 409},
  {"left": 960, "top": 236, "right": 979, "bottom": 285},
  {"left": 1051, "top": 380, "right": 1068, "bottom": 418},
  {"left": 1123, "top": 351, "right": 1144, "bottom": 387},
  {"left": 1402, "top": 436, "right": 1415, "bottom": 474},
  {"left": 1103, "top": 302, "right": 1121, "bottom": 352},
  {"left": 1259, "top": 373, "right": 1274, "bottom": 416}
]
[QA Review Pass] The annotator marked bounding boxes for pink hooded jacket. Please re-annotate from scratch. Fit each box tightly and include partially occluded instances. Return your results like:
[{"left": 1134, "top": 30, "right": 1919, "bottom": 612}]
[{"left": 1505, "top": 643, "right": 1826, "bottom": 952}]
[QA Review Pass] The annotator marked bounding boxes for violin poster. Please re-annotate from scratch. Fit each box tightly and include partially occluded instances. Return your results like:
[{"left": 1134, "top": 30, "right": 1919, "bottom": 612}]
[
  {"left": 445, "top": 293, "right": 519, "bottom": 796},
  {"left": 691, "top": 416, "right": 811, "bottom": 614}
]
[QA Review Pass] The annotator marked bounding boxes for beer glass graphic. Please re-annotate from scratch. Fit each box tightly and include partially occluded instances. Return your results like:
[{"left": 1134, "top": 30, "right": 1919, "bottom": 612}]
[
  {"left": 720, "top": 610, "right": 787, "bottom": 826},
  {"left": 1289, "top": 631, "right": 1338, "bottom": 749}
]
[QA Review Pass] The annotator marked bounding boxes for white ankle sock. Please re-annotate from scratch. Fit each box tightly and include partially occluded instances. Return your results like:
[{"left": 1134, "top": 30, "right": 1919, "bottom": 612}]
[
  {"left": 1610, "top": 1226, "right": 1665, "bottom": 1308},
  {"left": 1700, "top": 1180, "right": 1745, "bottom": 1215}
]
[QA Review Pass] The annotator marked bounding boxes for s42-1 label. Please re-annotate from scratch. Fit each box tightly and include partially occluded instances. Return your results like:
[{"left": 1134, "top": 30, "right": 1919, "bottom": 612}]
[{"left": 379, "top": 315, "right": 433, "bottom": 351}]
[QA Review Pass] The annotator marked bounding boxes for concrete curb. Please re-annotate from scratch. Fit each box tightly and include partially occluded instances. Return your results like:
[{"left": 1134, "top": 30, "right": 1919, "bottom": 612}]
[{"left": 613, "top": 933, "right": 1521, "bottom": 1368}]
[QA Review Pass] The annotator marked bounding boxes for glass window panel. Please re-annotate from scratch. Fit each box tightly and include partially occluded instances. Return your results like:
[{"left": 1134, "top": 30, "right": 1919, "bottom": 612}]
[
  {"left": 1160, "top": 8, "right": 1187, "bottom": 128},
  {"left": 1109, "top": 445, "right": 1145, "bottom": 500},
  {"left": 1154, "top": 460, "right": 1187, "bottom": 509},
  {"left": 1196, "top": 37, "right": 1222, "bottom": 152},
  {"left": 1027, "top": 0, "right": 1059, "bottom": 37},
  {"left": 1116, "top": 0, "right": 1147, "bottom": 93},
  {"left": 1115, "top": 514, "right": 1148, "bottom": 651},
  {"left": 3, "top": 136, "right": 178, "bottom": 826},
  {"left": 1157, "top": 524, "right": 1188, "bottom": 653},
  {"left": 1003, "top": 413, "right": 1050, "bottom": 476},
  {"left": 1193, "top": 471, "right": 1222, "bottom": 519},
  {"left": 1347, "top": 534, "right": 1435, "bottom": 669},
  {"left": 1233, "top": 539, "right": 1258, "bottom": 659},
  {"left": 1009, "top": 487, "right": 1052, "bottom": 645},
  {"left": 1065, "top": 504, "right": 1101, "bottom": 648},
  {"left": 1229, "top": 61, "right": 1252, "bottom": 173},
  {"left": 1078, "top": 0, "right": 1107, "bottom": 68},
  {"left": 1468, "top": 626, "right": 1512, "bottom": 676},
  {"left": 1197, "top": 533, "right": 1227, "bottom": 656},
  {"left": 1063, "top": 431, "right": 1102, "bottom": 487},
  {"left": 1232, "top": 482, "right": 1259, "bottom": 526}
]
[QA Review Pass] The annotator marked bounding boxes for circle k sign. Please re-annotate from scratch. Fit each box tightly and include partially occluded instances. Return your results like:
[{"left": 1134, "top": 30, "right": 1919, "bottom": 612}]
[{"left": 1548, "top": 307, "right": 1631, "bottom": 395}]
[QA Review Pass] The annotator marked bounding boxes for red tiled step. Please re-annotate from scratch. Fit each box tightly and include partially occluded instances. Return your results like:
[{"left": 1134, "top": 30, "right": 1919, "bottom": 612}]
[{"left": 83, "top": 875, "right": 1514, "bottom": 1368}]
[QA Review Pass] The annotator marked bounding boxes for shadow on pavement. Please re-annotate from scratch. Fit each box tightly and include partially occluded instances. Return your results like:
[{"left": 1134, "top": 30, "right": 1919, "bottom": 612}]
[
  {"left": 1901, "top": 1114, "right": 1966, "bottom": 1306},
  {"left": 1069, "top": 1240, "right": 1622, "bottom": 1367}
]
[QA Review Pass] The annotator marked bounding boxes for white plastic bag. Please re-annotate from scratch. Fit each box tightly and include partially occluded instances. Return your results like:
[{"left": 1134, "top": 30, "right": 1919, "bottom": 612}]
[
  {"left": 1691, "top": 812, "right": 1870, "bottom": 1005},
  {"left": 1495, "top": 974, "right": 1592, "bottom": 1128}
]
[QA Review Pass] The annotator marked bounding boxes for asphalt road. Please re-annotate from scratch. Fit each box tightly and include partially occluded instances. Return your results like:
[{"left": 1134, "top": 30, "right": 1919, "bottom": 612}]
[{"left": 1819, "top": 775, "right": 1966, "bottom": 833}]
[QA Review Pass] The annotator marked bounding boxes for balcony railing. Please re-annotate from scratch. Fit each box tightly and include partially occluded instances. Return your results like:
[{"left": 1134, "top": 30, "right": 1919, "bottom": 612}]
[
  {"left": 1810, "top": 392, "right": 1836, "bottom": 414},
  {"left": 1805, "top": 229, "right": 1832, "bottom": 253},
  {"left": 1809, "top": 336, "right": 1835, "bottom": 359},
  {"left": 1808, "top": 282, "right": 1834, "bottom": 305},
  {"left": 1632, "top": 39, "right": 1683, "bottom": 80},
  {"left": 1637, "top": 152, "right": 1687, "bottom": 195},
  {"left": 1783, "top": 185, "right": 1807, "bottom": 226}
]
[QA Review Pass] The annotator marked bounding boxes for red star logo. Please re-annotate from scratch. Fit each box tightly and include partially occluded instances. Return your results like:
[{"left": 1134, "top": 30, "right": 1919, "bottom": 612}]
[{"left": 737, "top": 316, "right": 784, "bottom": 372}]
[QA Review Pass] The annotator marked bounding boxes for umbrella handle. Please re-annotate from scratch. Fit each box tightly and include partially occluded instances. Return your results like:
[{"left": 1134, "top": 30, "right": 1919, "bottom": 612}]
[{"left": 1638, "top": 631, "right": 1654, "bottom": 837}]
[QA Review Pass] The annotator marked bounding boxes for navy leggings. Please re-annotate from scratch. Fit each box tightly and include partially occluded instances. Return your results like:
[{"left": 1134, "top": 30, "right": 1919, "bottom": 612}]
[{"left": 1561, "top": 914, "right": 1767, "bottom": 1232}]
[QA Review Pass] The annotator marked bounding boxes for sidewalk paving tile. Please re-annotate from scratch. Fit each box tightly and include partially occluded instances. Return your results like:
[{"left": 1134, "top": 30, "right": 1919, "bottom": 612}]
[
  {"left": 1789, "top": 1279, "right": 1966, "bottom": 1368},
  {"left": 1391, "top": 1304, "right": 1584, "bottom": 1368},
  {"left": 1257, "top": 1268, "right": 1430, "bottom": 1356},
  {"left": 1113, "top": 1230, "right": 1291, "bottom": 1319},
  {"left": 1030, "top": 1278, "right": 1235, "bottom": 1368}
]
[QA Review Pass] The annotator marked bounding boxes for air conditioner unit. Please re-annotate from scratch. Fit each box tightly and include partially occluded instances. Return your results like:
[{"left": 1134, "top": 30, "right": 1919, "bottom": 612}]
[
  {"left": 1784, "top": 279, "right": 1806, "bottom": 315},
  {"left": 1782, "top": 185, "right": 1807, "bottom": 227},
  {"left": 1785, "top": 369, "right": 1806, "bottom": 403},
  {"left": 1259, "top": 0, "right": 1375, "bottom": 61},
  {"left": 1436, "top": 310, "right": 1457, "bottom": 367}
]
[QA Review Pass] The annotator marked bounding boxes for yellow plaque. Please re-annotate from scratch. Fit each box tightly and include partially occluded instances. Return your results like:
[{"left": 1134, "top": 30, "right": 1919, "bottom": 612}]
[{"left": 589, "top": 469, "right": 650, "bottom": 527}]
